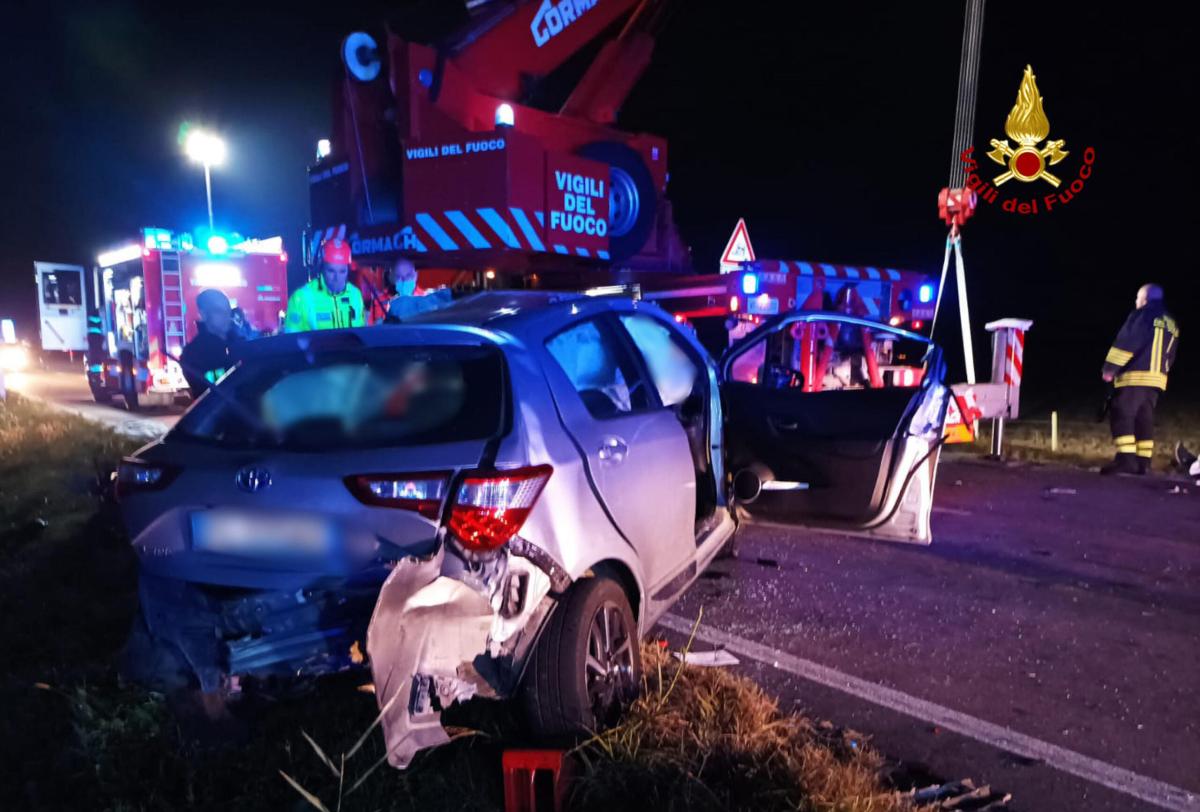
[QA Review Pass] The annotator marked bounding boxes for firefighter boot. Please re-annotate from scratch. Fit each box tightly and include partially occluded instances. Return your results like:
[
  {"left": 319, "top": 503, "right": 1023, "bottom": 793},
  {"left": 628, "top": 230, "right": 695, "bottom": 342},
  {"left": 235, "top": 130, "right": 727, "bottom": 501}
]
[
  {"left": 1135, "top": 440, "right": 1154, "bottom": 474},
  {"left": 1100, "top": 453, "right": 1140, "bottom": 476}
]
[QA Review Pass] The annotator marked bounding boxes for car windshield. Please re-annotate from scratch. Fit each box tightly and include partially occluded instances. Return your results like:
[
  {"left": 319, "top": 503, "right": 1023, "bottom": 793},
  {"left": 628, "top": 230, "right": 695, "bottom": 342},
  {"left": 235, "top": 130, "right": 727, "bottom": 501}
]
[{"left": 171, "top": 344, "right": 505, "bottom": 451}]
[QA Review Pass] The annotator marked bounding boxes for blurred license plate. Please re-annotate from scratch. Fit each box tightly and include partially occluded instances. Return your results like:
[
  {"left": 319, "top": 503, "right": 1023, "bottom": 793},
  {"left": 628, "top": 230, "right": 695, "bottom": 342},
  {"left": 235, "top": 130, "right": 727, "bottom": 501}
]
[
  {"left": 192, "top": 511, "right": 333, "bottom": 557},
  {"left": 747, "top": 295, "right": 779, "bottom": 315}
]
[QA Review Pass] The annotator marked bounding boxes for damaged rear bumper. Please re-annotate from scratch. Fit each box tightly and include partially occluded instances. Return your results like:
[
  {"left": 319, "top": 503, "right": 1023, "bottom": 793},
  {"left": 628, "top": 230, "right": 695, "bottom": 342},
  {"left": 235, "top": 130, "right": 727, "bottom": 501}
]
[
  {"left": 132, "top": 573, "right": 381, "bottom": 693},
  {"left": 367, "top": 538, "right": 565, "bottom": 768}
]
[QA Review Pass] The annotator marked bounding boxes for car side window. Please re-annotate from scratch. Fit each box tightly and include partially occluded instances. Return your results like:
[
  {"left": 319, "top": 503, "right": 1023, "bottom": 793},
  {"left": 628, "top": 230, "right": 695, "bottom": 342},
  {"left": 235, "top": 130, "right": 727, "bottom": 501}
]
[
  {"left": 546, "top": 318, "right": 652, "bottom": 419},
  {"left": 728, "top": 337, "right": 766, "bottom": 384},
  {"left": 617, "top": 314, "right": 701, "bottom": 408},
  {"left": 729, "top": 319, "right": 930, "bottom": 392}
]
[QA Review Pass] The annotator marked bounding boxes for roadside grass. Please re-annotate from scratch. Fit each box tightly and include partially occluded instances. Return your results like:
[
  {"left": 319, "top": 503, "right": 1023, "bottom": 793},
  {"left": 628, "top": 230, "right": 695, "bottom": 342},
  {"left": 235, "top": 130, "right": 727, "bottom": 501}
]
[
  {"left": 3, "top": 393, "right": 964, "bottom": 810},
  {"left": 566, "top": 641, "right": 927, "bottom": 812},
  {"left": 951, "top": 400, "right": 1200, "bottom": 470}
]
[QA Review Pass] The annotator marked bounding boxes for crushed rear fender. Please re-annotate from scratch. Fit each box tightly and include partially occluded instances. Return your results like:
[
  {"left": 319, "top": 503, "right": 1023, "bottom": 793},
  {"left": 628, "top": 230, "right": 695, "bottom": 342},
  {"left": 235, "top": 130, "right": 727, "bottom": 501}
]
[{"left": 366, "top": 538, "right": 563, "bottom": 768}]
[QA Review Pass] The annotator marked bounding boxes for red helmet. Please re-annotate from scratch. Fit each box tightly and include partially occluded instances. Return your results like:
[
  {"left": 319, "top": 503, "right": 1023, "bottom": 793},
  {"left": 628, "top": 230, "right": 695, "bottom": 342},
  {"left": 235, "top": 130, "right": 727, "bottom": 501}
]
[{"left": 322, "top": 238, "right": 351, "bottom": 265}]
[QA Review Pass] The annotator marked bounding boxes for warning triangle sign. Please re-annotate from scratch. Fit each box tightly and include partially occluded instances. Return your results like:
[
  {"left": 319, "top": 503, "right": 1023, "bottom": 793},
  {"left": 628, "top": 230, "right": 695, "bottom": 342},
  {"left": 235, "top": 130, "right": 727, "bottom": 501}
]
[{"left": 719, "top": 218, "right": 755, "bottom": 273}]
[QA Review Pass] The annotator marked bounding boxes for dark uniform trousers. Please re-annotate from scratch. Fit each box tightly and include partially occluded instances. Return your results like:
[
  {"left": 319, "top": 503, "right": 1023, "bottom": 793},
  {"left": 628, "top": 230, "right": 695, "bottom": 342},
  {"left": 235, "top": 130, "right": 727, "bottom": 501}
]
[{"left": 1109, "top": 386, "right": 1159, "bottom": 461}]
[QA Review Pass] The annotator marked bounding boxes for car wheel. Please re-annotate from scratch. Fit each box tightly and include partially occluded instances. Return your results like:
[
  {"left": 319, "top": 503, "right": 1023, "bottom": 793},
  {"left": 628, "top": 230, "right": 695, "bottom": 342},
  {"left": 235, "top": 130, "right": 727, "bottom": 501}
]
[
  {"left": 521, "top": 576, "right": 641, "bottom": 740},
  {"left": 89, "top": 381, "right": 112, "bottom": 405}
]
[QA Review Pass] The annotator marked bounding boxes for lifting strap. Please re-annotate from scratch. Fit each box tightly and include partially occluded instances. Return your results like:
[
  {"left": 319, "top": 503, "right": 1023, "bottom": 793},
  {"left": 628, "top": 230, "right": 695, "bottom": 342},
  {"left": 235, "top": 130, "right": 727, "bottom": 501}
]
[{"left": 934, "top": 0, "right": 986, "bottom": 384}]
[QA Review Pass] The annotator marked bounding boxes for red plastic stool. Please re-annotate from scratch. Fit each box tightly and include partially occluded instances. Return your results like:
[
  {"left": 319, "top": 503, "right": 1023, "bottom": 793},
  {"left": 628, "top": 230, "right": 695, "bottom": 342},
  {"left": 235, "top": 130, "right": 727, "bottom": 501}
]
[{"left": 502, "top": 749, "right": 570, "bottom": 812}]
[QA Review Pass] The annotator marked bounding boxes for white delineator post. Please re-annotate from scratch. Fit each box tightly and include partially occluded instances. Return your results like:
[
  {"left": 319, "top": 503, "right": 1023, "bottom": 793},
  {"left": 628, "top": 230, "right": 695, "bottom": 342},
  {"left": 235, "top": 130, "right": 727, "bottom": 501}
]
[{"left": 984, "top": 318, "right": 1033, "bottom": 456}]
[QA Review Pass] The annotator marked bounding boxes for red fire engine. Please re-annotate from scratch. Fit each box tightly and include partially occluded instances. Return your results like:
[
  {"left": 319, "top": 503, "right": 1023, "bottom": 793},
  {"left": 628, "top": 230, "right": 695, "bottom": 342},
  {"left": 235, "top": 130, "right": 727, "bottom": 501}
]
[{"left": 85, "top": 228, "right": 289, "bottom": 410}]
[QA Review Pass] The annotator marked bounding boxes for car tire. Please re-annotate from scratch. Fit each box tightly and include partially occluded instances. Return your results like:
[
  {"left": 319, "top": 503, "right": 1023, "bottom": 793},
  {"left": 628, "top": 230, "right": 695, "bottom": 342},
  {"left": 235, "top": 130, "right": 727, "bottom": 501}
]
[
  {"left": 520, "top": 576, "right": 641, "bottom": 741},
  {"left": 89, "top": 381, "right": 112, "bottom": 405},
  {"left": 578, "top": 141, "right": 658, "bottom": 262}
]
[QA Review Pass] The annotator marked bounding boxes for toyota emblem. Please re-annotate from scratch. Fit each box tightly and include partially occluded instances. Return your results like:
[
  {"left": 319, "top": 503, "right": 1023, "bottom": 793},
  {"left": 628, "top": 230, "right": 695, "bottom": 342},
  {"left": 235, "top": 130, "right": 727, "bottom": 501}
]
[{"left": 235, "top": 466, "right": 272, "bottom": 493}]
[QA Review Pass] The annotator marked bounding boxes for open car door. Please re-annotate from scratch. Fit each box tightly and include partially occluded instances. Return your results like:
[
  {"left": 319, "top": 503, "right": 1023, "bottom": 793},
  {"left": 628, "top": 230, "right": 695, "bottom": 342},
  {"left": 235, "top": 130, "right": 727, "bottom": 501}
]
[{"left": 720, "top": 313, "right": 949, "bottom": 544}]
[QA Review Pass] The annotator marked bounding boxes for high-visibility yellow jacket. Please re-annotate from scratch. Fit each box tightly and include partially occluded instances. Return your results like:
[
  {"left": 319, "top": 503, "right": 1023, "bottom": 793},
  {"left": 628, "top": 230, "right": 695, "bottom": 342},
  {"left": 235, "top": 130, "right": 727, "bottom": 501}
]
[
  {"left": 284, "top": 277, "right": 365, "bottom": 333},
  {"left": 1102, "top": 302, "right": 1179, "bottom": 390}
]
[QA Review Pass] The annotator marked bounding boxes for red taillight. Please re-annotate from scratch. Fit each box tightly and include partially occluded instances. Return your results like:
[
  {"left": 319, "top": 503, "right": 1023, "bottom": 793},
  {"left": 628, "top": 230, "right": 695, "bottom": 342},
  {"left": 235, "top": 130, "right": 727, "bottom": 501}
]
[
  {"left": 447, "top": 465, "right": 552, "bottom": 554},
  {"left": 345, "top": 472, "right": 450, "bottom": 519}
]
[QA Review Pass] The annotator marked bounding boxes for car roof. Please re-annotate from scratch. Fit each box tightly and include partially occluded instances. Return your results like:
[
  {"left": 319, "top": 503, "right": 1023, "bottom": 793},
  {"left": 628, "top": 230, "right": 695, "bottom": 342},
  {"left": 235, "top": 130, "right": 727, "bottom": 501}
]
[
  {"left": 399, "top": 291, "right": 586, "bottom": 328},
  {"left": 238, "top": 291, "right": 658, "bottom": 357}
]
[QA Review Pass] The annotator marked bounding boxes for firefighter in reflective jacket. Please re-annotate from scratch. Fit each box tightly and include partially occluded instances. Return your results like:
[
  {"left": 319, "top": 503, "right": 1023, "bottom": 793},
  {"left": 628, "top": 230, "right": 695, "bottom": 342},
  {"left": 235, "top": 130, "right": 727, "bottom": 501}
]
[
  {"left": 284, "top": 238, "right": 365, "bottom": 332},
  {"left": 1100, "top": 283, "right": 1180, "bottom": 475}
]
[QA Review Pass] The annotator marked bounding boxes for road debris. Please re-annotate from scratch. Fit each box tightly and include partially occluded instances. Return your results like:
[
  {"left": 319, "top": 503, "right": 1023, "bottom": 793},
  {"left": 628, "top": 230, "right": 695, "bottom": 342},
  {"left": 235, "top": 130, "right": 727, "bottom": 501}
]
[
  {"left": 911, "top": 778, "right": 1012, "bottom": 809},
  {"left": 673, "top": 649, "right": 740, "bottom": 667},
  {"left": 1045, "top": 487, "right": 1077, "bottom": 495}
]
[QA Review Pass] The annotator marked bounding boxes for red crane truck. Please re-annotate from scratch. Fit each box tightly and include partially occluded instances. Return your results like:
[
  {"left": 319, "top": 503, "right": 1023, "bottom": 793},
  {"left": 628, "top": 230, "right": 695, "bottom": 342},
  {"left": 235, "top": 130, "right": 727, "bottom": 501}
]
[{"left": 305, "top": 1, "right": 935, "bottom": 340}]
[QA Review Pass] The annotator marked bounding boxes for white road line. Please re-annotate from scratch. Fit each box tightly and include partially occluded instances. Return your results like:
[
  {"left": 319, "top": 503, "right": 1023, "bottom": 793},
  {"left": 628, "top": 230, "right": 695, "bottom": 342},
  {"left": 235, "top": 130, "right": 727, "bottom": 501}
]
[{"left": 657, "top": 613, "right": 1198, "bottom": 811}]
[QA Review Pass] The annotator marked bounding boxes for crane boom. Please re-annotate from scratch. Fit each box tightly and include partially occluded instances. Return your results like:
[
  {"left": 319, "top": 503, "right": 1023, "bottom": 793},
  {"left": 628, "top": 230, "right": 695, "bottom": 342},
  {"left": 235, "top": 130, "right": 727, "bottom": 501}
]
[
  {"left": 560, "top": 0, "right": 671, "bottom": 124},
  {"left": 447, "top": 0, "right": 647, "bottom": 101}
]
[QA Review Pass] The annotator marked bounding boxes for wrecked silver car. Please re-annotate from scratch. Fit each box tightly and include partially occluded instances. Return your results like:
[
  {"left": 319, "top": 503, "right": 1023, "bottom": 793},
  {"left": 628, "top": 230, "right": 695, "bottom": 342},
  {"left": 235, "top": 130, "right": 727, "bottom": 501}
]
[
  {"left": 117, "top": 292, "right": 948, "bottom": 770},
  {"left": 363, "top": 297, "right": 949, "bottom": 768}
]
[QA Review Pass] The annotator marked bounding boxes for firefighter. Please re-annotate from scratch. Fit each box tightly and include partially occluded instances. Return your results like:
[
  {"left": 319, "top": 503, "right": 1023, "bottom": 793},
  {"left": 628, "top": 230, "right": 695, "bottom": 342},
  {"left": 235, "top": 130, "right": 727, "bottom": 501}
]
[
  {"left": 179, "top": 289, "right": 239, "bottom": 397},
  {"left": 1100, "top": 283, "right": 1180, "bottom": 475},
  {"left": 392, "top": 257, "right": 422, "bottom": 297},
  {"left": 284, "top": 238, "right": 365, "bottom": 332}
]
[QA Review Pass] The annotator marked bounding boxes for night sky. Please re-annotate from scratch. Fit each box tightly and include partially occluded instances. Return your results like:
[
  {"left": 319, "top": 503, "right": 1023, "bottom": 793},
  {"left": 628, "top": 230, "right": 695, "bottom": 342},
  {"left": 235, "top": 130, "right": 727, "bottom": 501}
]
[{"left": 1, "top": 1, "right": 1195, "bottom": 403}]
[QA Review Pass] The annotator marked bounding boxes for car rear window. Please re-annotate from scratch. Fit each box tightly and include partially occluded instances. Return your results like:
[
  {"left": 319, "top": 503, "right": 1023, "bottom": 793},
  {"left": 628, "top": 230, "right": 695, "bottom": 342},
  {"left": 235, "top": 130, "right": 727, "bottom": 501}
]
[{"left": 172, "top": 345, "right": 506, "bottom": 451}]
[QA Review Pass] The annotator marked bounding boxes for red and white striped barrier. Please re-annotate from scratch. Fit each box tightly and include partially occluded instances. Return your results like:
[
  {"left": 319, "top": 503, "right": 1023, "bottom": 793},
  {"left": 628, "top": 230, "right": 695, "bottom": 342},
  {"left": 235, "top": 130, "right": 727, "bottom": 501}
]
[
  {"left": 1003, "top": 327, "right": 1025, "bottom": 386},
  {"left": 985, "top": 318, "right": 1033, "bottom": 420}
]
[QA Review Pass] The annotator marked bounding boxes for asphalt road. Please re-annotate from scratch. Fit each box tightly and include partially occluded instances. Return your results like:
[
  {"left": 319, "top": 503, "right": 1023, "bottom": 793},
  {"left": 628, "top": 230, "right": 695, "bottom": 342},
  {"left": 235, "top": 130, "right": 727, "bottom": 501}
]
[
  {"left": 661, "top": 458, "right": 1200, "bottom": 811},
  {"left": 3, "top": 367, "right": 181, "bottom": 438}
]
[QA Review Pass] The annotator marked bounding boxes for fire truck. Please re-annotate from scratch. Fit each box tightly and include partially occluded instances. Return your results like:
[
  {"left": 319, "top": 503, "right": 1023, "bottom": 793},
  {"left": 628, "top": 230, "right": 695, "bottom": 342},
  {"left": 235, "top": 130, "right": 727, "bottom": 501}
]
[
  {"left": 85, "top": 228, "right": 289, "bottom": 410},
  {"left": 304, "top": 2, "right": 937, "bottom": 346},
  {"left": 306, "top": 0, "right": 687, "bottom": 292}
]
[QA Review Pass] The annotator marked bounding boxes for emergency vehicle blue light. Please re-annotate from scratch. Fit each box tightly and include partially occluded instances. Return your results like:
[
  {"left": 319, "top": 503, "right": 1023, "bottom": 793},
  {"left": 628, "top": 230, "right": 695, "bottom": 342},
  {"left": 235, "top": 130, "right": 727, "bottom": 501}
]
[
  {"left": 741, "top": 273, "right": 759, "bottom": 295},
  {"left": 918, "top": 283, "right": 935, "bottom": 303},
  {"left": 495, "top": 103, "right": 515, "bottom": 128},
  {"left": 207, "top": 235, "right": 229, "bottom": 255}
]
